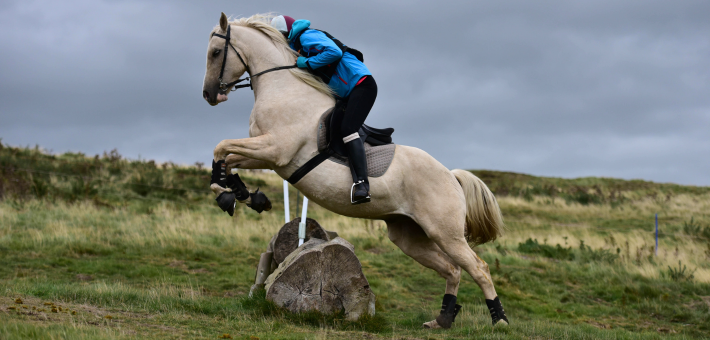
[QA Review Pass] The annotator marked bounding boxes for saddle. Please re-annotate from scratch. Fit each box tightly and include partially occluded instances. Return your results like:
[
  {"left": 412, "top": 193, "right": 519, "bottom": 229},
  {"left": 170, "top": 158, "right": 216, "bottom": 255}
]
[
  {"left": 320, "top": 102, "right": 394, "bottom": 157},
  {"left": 287, "top": 105, "right": 396, "bottom": 184}
]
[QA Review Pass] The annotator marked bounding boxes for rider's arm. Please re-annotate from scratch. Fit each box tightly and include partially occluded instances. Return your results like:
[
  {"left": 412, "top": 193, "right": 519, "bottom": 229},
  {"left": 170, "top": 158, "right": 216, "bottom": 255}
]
[{"left": 299, "top": 30, "right": 342, "bottom": 70}]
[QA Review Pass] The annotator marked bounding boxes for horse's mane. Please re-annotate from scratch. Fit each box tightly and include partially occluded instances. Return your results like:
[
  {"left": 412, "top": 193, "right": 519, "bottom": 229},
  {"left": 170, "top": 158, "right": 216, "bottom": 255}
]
[{"left": 212, "top": 14, "right": 334, "bottom": 97}]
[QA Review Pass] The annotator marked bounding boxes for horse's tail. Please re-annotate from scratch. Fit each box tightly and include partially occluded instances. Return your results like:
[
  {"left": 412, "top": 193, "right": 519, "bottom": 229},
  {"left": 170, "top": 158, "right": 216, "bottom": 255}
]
[{"left": 451, "top": 169, "right": 505, "bottom": 245}]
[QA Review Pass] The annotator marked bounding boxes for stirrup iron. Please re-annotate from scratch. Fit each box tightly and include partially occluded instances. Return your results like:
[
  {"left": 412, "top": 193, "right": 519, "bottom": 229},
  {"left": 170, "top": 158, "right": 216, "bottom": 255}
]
[{"left": 350, "top": 180, "right": 371, "bottom": 204}]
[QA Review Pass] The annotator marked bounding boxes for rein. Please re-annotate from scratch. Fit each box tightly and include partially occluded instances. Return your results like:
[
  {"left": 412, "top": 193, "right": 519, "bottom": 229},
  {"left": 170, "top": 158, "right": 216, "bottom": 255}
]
[{"left": 211, "top": 25, "right": 297, "bottom": 92}]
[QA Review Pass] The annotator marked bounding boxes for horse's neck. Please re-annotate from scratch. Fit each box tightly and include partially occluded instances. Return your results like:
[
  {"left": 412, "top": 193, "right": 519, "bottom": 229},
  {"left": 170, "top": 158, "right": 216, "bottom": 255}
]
[
  {"left": 235, "top": 26, "right": 333, "bottom": 173},
  {"left": 252, "top": 73, "right": 332, "bottom": 116},
  {"left": 240, "top": 29, "right": 333, "bottom": 135}
]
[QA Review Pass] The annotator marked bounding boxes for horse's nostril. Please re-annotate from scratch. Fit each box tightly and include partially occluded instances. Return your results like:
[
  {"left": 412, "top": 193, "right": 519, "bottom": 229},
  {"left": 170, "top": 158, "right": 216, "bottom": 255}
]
[{"left": 203, "top": 91, "right": 210, "bottom": 100}]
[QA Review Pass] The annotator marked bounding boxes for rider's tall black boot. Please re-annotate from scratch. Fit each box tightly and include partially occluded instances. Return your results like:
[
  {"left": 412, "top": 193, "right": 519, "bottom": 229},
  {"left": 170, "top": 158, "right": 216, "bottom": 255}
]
[{"left": 345, "top": 138, "right": 370, "bottom": 204}]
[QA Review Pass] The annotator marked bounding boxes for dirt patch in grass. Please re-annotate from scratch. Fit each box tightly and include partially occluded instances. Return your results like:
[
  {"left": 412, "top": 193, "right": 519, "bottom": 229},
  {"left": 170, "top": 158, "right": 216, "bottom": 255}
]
[
  {"left": 700, "top": 296, "right": 710, "bottom": 308},
  {"left": 187, "top": 268, "right": 210, "bottom": 274},
  {"left": 137, "top": 322, "right": 178, "bottom": 332},
  {"left": 76, "top": 274, "right": 93, "bottom": 281},
  {"left": 167, "top": 260, "right": 185, "bottom": 268},
  {"left": 1, "top": 295, "right": 174, "bottom": 337},
  {"left": 365, "top": 247, "right": 388, "bottom": 255},
  {"left": 587, "top": 320, "right": 611, "bottom": 329},
  {"left": 223, "top": 291, "right": 245, "bottom": 297}
]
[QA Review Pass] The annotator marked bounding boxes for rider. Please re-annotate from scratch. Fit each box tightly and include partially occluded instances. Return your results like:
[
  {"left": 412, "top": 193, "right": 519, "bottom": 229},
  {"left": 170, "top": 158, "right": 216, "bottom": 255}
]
[{"left": 271, "top": 15, "right": 376, "bottom": 205}]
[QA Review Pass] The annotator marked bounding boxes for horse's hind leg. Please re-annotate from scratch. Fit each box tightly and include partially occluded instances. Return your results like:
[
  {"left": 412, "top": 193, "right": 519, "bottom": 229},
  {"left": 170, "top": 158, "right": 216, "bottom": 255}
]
[
  {"left": 422, "top": 217, "right": 508, "bottom": 326},
  {"left": 385, "top": 217, "right": 462, "bottom": 329}
]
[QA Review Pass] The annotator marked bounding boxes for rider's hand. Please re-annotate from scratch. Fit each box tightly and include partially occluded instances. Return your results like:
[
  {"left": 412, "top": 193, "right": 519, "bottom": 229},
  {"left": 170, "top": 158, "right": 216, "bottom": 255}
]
[{"left": 296, "top": 56, "right": 309, "bottom": 69}]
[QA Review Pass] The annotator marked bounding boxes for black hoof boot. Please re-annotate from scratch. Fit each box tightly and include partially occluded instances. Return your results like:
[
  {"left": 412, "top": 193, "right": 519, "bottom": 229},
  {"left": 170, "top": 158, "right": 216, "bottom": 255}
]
[
  {"left": 351, "top": 180, "right": 371, "bottom": 205},
  {"left": 434, "top": 294, "right": 462, "bottom": 329},
  {"left": 486, "top": 296, "right": 509, "bottom": 326},
  {"left": 246, "top": 188, "right": 272, "bottom": 213},
  {"left": 212, "top": 160, "right": 249, "bottom": 217},
  {"left": 215, "top": 191, "right": 236, "bottom": 216}
]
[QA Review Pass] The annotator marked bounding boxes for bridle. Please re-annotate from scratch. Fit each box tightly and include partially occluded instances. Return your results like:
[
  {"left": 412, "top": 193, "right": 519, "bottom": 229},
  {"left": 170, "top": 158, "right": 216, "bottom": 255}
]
[{"left": 211, "top": 25, "right": 297, "bottom": 92}]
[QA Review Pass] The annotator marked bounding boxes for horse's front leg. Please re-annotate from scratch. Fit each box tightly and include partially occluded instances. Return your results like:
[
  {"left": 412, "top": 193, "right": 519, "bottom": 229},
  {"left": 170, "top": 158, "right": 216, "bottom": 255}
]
[
  {"left": 209, "top": 153, "right": 273, "bottom": 196},
  {"left": 213, "top": 134, "right": 282, "bottom": 164},
  {"left": 211, "top": 135, "right": 278, "bottom": 215},
  {"left": 225, "top": 154, "right": 273, "bottom": 172}
]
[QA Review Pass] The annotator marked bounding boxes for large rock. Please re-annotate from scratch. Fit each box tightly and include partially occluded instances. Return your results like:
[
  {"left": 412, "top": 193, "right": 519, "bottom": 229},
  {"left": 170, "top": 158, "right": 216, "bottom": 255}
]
[{"left": 265, "top": 237, "right": 376, "bottom": 320}]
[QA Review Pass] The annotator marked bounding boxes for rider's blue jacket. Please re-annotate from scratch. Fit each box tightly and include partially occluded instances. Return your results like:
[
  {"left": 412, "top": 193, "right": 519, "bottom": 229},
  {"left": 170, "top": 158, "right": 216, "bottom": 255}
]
[{"left": 288, "top": 20, "right": 371, "bottom": 98}]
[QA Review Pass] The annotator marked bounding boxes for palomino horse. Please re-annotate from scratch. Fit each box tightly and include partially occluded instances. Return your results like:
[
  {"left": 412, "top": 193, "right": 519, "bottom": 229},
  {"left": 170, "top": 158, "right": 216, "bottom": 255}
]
[{"left": 202, "top": 13, "right": 508, "bottom": 328}]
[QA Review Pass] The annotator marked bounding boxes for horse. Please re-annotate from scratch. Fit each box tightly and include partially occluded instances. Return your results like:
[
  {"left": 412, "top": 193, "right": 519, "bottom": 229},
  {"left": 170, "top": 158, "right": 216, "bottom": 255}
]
[{"left": 201, "top": 13, "right": 508, "bottom": 328}]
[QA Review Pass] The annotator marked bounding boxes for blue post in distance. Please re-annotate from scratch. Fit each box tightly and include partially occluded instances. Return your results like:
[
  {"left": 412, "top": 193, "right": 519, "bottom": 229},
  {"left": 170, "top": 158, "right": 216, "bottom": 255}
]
[{"left": 655, "top": 213, "right": 658, "bottom": 256}]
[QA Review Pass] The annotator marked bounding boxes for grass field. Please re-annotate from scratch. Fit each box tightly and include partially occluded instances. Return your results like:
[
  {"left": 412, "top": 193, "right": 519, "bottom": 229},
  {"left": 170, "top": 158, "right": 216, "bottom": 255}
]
[{"left": 1, "top": 143, "right": 710, "bottom": 339}]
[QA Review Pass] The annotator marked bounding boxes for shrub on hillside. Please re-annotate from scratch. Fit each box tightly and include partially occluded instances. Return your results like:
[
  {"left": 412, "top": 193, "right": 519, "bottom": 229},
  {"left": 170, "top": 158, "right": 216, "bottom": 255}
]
[
  {"left": 564, "top": 187, "right": 603, "bottom": 205},
  {"left": 517, "top": 238, "right": 575, "bottom": 260},
  {"left": 577, "top": 241, "right": 618, "bottom": 264},
  {"left": 469, "top": 169, "right": 710, "bottom": 207},
  {"left": 662, "top": 260, "right": 696, "bottom": 282},
  {"left": 683, "top": 217, "right": 710, "bottom": 240},
  {"left": 0, "top": 144, "right": 214, "bottom": 207},
  {"left": 517, "top": 238, "right": 621, "bottom": 263}
]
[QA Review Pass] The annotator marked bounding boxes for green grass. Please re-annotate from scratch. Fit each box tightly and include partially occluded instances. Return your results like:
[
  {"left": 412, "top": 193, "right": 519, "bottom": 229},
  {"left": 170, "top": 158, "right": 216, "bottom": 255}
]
[{"left": 1, "top": 143, "right": 710, "bottom": 339}]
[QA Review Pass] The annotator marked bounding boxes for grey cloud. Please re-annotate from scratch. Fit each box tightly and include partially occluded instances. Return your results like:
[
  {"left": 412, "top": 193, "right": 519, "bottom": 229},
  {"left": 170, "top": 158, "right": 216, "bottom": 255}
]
[{"left": 1, "top": 0, "right": 709, "bottom": 185}]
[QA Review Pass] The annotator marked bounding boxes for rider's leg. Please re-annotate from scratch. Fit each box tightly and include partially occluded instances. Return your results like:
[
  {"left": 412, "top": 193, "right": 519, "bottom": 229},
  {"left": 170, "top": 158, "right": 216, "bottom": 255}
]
[
  {"left": 342, "top": 76, "right": 377, "bottom": 204},
  {"left": 345, "top": 138, "right": 370, "bottom": 203}
]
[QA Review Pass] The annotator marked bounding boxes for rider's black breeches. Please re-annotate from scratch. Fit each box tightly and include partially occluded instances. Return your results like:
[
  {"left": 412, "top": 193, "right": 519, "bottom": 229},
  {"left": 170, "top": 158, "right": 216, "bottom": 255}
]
[{"left": 341, "top": 76, "right": 378, "bottom": 138}]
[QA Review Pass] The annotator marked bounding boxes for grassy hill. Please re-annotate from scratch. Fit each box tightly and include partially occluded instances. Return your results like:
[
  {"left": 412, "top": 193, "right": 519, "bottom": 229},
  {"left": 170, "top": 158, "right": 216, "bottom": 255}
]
[{"left": 1, "top": 143, "right": 709, "bottom": 339}]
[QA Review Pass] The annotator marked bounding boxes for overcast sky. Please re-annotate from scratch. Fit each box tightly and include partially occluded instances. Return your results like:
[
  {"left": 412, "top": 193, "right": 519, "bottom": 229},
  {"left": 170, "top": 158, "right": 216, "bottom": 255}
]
[{"left": 1, "top": 0, "right": 709, "bottom": 185}]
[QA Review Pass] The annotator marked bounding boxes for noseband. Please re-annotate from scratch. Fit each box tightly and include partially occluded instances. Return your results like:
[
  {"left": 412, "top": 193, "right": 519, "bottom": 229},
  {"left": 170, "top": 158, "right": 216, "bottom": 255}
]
[{"left": 211, "top": 25, "right": 297, "bottom": 92}]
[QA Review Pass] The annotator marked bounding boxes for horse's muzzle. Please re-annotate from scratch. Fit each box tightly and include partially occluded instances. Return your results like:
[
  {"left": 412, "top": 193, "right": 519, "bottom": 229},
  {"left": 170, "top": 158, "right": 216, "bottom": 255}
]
[{"left": 203, "top": 90, "right": 228, "bottom": 106}]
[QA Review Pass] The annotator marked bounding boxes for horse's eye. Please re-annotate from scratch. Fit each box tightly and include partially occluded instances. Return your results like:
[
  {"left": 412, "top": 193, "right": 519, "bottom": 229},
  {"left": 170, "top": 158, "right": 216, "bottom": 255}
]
[{"left": 212, "top": 49, "right": 221, "bottom": 57}]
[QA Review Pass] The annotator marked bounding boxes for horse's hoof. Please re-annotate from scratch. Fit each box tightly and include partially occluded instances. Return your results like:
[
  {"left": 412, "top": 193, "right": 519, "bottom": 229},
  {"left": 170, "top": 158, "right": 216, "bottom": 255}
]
[
  {"left": 215, "top": 191, "right": 236, "bottom": 216},
  {"left": 246, "top": 189, "right": 271, "bottom": 213},
  {"left": 422, "top": 320, "right": 442, "bottom": 329},
  {"left": 494, "top": 319, "right": 509, "bottom": 327}
]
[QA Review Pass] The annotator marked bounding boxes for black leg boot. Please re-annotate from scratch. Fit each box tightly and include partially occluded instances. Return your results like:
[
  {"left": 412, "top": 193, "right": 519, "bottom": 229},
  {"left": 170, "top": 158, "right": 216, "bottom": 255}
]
[
  {"left": 211, "top": 160, "right": 235, "bottom": 216},
  {"left": 345, "top": 138, "right": 370, "bottom": 204},
  {"left": 433, "top": 294, "right": 462, "bottom": 329},
  {"left": 485, "top": 296, "right": 509, "bottom": 326}
]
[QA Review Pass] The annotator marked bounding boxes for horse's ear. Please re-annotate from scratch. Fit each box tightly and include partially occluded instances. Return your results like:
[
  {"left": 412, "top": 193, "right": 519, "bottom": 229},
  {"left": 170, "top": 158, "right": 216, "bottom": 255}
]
[{"left": 220, "top": 12, "right": 228, "bottom": 32}]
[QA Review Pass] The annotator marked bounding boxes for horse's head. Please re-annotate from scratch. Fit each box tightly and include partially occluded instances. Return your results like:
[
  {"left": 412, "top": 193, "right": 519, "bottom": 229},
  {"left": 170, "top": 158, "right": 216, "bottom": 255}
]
[
  {"left": 201, "top": 13, "right": 334, "bottom": 106},
  {"left": 202, "top": 13, "right": 250, "bottom": 106}
]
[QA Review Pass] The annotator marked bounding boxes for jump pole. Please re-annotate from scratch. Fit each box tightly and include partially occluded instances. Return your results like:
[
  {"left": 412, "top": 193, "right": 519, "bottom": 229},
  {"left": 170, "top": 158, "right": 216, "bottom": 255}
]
[
  {"left": 283, "top": 180, "right": 290, "bottom": 223},
  {"left": 298, "top": 196, "right": 309, "bottom": 246},
  {"left": 284, "top": 180, "right": 309, "bottom": 246}
]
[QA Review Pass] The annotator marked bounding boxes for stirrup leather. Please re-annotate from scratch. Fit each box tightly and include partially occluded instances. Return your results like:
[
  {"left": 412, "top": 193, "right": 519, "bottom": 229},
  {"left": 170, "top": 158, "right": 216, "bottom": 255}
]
[{"left": 350, "top": 180, "right": 370, "bottom": 204}]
